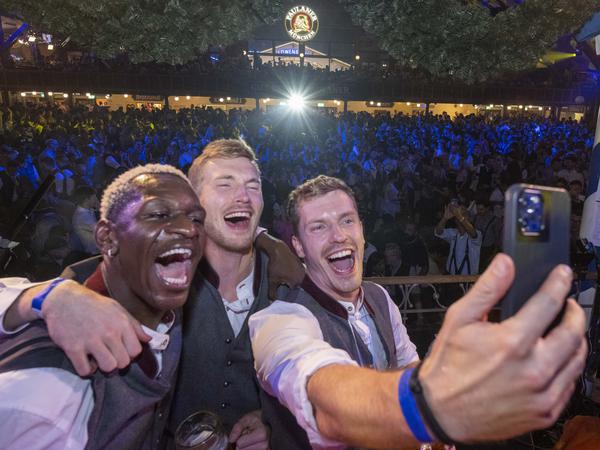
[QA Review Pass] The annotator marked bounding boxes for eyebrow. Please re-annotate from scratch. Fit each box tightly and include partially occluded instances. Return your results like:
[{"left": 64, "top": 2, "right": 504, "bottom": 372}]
[{"left": 214, "top": 175, "right": 235, "bottom": 182}]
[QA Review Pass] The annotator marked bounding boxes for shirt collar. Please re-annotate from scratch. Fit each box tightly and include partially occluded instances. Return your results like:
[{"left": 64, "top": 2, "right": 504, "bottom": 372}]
[
  {"left": 337, "top": 288, "right": 365, "bottom": 316},
  {"left": 301, "top": 276, "right": 375, "bottom": 320},
  {"left": 142, "top": 311, "right": 175, "bottom": 351}
]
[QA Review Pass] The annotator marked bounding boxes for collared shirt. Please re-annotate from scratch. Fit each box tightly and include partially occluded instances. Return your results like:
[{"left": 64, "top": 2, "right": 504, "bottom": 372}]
[
  {"left": 222, "top": 266, "right": 255, "bottom": 337},
  {"left": 0, "top": 277, "right": 175, "bottom": 449},
  {"left": 338, "top": 289, "right": 388, "bottom": 370},
  {"left": 249, "top": 282, "right": 418, "bottom": 449}
]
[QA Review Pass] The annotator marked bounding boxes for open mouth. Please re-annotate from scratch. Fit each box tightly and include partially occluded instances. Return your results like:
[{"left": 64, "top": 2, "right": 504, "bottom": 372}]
[
  {"left": 154, "top": 247, "right": 193, "bottom": 288},
  {"left": 327, "top": 249, "right": 355, "bottom": 274},
  {"left": 224, "top": 211, "right": 252, "bottom": 229}
]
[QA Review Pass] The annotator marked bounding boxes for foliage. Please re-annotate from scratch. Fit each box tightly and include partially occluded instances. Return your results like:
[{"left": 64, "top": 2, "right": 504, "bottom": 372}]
[
  {"left": 341, "top": 0, "right": 599, "bottom": 83},
  {"left": 3, "top": 0, "right": 283, "bottom": 64},
  {"left": 3, "top": 0, "right": 599, "bottom": 82}
]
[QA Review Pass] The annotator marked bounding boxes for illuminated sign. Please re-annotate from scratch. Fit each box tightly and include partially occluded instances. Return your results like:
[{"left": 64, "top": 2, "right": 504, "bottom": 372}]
[{"left": 285, "top": 6, "right": 319, "bottom": 42}]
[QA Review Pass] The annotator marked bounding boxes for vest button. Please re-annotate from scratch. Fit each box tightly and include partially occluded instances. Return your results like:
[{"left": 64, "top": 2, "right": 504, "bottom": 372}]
[
  {"left": 226, "top": 360, "right": 232, "bottom": 366},
  {"left": 224, "top": 381, "right": 230, "bottom": 387},
  {"left": 225, "top": 338, "right": 232, "bottom": 344},
  {"left": 221, "top": 402, "right": 227, "bottom": 409}
]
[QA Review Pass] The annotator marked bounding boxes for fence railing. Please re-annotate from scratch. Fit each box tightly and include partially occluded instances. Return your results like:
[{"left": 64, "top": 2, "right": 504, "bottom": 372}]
[{"left": 364, "top": 272, "right": 597, "bottom": 314}]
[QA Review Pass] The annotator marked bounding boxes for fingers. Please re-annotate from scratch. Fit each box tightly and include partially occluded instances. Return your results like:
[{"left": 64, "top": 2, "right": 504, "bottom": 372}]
[
  {"left": 530, "top": 340, "right": 587, "bottom": 428},
  {"left": 536, "top": 299, "right": 587, "bottom": 378},
  {"left": 105, "top": 333, "right": 134, "bottom": 370},
  {"left": 233, "top": 427, "right": 269, "bottom": 450},
  {"left": 449, "top": 254, "right": 515, "bottom": 327},
  {"left": 229, "top": 420, "right": 246, "bottom": 443},
  {"left": 86, "top": 340, "right": 119, "bottom": 373},
  {"left": 132, "top": 319, "right": 152, "bottom": 344},
  {"left": 66, "top": 347, "right": 95, "bottom": 377},
  {"left": 506, "top": 265, "right": 573, "bottom": 349}
]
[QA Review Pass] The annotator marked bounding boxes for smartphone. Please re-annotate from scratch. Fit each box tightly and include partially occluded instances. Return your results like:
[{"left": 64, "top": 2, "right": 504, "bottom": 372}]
[{"left": 500, "top": 184, "right": 570, "bottom": 320}]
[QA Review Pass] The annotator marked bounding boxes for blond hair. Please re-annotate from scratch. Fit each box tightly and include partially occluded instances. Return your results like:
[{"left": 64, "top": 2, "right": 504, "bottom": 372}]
[
  {"left": 188, "top": 139, "right": 259, "bottom": 189},
  {"left": 100, "top": 164, "right": 190, "bottom": 221}
]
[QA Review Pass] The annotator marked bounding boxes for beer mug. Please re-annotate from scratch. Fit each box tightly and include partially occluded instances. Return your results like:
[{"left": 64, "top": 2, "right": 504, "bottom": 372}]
[{"left": 175, "top": 411, "right": 230, "bottom": 450}]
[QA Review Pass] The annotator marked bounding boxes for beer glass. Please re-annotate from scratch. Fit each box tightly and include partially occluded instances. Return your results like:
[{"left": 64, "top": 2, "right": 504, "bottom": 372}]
[{"left": 175, "top": 411, "right": 230, "bottom": 450}]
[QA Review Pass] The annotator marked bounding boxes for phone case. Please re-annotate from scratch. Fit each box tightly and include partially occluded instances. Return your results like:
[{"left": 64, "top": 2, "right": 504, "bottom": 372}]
[{"left": 500, "top": 184, "right": 570, "bottom": 320}]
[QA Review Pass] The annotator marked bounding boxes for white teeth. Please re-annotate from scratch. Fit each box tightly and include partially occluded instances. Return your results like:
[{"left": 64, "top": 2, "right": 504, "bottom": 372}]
[
  {"left": 161, "top": 275, "right": 188, "bottom": 286},
  {"left": 224, "top": 211, "right": 251, "bottom": 219},
  {"left": 159, "top": 248, "right": 191, "bottom": 259},
  {"left": 328, "top": 249, "right": 352, "bottom": 260}
]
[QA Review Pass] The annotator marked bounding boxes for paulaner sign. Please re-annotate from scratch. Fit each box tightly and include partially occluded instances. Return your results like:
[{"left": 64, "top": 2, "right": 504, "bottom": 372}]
[{"left": 285, "top": 6, "right": 319, "bottom": 42}]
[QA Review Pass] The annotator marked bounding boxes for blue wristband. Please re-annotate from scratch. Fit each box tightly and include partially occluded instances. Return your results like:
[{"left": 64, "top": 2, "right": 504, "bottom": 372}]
[
  {"left": 31, "top": 278, "right": 66, "bottom": 318},
  {"left": 398, "top": 368, "right": 433, "bottom": 443}
]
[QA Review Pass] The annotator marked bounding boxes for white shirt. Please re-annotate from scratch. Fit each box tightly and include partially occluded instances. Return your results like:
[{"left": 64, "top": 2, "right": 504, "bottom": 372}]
[
  {"left": 0, "top": 292, "right": 174, "bottom": 450},
  {"left": 435, "top": 228, "right": 482, "bottom": 275},
  {"left": 248, "top": 284, "right": 418, "bottom": 449},
  {"left": 222, "top": 266, "right": 255, "bottom": 337}
]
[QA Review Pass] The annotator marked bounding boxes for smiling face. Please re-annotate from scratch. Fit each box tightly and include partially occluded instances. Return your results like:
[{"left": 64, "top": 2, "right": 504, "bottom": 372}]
[
  {"left": 194, "top": 157, "right": 263, "bottom": 253},
  {"left": 104, "top": 174, "right": 205, "bottom": 316},
  {"left": 292, "top": 190, "right": 365, "bottom": 302}
]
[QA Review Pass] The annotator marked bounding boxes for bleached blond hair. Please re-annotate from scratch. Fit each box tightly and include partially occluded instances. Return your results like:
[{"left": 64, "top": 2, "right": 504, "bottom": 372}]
[{"left": 100, "top": 164, "right": 192, "bottom": 221}]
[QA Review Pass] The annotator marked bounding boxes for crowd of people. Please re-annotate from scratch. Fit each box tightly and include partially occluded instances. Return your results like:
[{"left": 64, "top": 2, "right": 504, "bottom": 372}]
[{"left": 0, "top": 102, "right": 594, "bottom": 288}]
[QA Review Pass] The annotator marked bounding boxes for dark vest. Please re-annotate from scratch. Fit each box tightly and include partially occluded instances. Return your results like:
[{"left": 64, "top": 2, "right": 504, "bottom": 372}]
[
  {"left": 166, "top": 251, "right": 272, "bottom": 438},
  {"left": 263, "top": 276, "right": 398, "bottom": 450},
  {"left": 0, "top": 262, "right": 182, "bottom": 450}
]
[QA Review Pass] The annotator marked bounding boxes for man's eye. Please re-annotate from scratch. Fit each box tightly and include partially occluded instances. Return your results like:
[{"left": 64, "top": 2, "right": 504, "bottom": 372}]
[{"left": 150, "top": 212, "right": 169, "bottom": 219}]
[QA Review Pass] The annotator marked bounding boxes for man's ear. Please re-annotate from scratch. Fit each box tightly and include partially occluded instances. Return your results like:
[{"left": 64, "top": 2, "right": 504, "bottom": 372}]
[
  {"left": 291, "top": 235, "right": 305, "bottom": 259},
  {"left": 95, "top": 219, "right": 119, "bottom": 257}
]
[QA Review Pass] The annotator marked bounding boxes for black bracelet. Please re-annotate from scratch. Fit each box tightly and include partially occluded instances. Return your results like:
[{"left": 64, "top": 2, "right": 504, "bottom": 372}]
[{"left": 409, "top": 362, "right": 461, "bottom": 446}]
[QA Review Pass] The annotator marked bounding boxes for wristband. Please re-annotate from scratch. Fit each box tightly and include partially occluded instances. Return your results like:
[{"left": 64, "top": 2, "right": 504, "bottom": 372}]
[
  {"left": 31, "top": 278, "right": 66, "bottom": 318},
  {"left": 398, "top": 367, "right": 433, "bottom": 443},
  {"left": 409, "top": 362, "right": 459, "bottom": 445}
]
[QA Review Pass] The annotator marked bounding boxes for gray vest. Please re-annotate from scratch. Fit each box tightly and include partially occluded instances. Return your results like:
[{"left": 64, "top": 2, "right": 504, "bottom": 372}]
[
  {"left": 0, "top": 314, "right": 181, "bottom": 450},
  {"left": 263, "top": 276, "right": 398, "bottom": 450},
  {"left": 167, "top": 251, "right": 271, "bottom": 437}
]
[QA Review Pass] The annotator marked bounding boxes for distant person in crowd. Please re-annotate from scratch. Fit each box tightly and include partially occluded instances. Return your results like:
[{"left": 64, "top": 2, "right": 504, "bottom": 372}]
[
  {"left": 473, "top": 199, "right": 502, "bottom": 271},
  {"left": 71, "top": 186, "right": 99, "bottom": 255},
  {"left": 569, "top": 179, "right": 585, "bottom": 216},
  {"left": 435, "top": 203, "right": 482, "bottom": 275}
]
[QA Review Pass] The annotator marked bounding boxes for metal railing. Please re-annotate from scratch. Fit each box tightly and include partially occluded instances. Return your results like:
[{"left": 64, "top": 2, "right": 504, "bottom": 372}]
[{"left": 364, "top": 272, "right": 597, "bottom": 314}]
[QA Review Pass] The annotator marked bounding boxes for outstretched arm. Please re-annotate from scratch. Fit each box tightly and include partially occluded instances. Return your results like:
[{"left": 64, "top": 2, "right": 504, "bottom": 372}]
[
  {"left": 252, "top": 255, "right": 587, "bottom": 448},
  {"left": 2, "top": 279, "right": 149, "bottom": 376}
]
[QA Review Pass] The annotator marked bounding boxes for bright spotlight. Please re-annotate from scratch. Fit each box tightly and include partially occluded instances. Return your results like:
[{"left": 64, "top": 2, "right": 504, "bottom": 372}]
[{"left": 288, "top": 93, "right": 306, "bottom": 111}]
